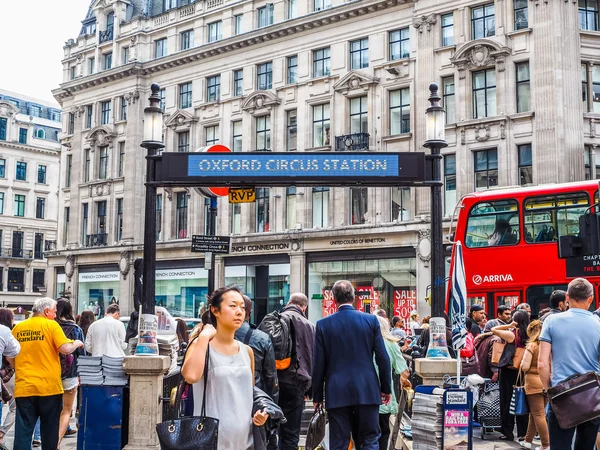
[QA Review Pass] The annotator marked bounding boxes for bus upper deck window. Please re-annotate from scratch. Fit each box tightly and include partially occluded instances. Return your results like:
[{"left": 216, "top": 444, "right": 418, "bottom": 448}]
[{"left": 465, "top": 200, "right": 520, "bottom": 248}]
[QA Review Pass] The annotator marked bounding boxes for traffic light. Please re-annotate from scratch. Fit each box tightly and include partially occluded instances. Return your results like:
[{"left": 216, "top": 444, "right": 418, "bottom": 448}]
[{"left": 579, "top": 213, "right": 600, "bottom": 255}]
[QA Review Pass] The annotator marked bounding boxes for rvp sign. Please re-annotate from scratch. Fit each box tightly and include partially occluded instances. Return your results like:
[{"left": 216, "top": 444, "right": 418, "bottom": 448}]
[{"left": 229, "top": 188, "right": 256, "bottom": 203}]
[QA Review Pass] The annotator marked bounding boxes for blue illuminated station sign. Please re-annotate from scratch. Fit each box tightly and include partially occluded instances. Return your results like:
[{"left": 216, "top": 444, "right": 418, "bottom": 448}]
[{"left": 158, "top": 152, "right": 426, "bottom": 187}]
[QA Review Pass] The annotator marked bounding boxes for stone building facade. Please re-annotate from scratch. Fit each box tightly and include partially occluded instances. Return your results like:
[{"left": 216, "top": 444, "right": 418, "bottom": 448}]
[
  {"left": 48, "top": 0, "right": 597, "bottom": 323},
  {"left": 0, "top": 89, "right": 62, "bottom": 306}
]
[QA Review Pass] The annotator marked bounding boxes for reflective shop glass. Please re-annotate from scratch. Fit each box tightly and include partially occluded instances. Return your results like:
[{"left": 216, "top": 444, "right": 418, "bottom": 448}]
[
  {"left": 155, "top": 268, "right": 209, "bottom": 318},
  {"left": 78, "top": 274, "right": 120, "bottom": 316},
  {"left": 307, "top": 258, "right": 417, "bottom": 323}
]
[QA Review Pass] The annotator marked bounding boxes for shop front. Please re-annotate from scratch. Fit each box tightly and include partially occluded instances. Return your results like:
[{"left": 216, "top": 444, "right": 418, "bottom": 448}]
[
  {"left": 78, "top": 267, "right": 121, "bottom": 317},
  {"left": 155, "top": 266, "right": 208, "bottom": 318}
]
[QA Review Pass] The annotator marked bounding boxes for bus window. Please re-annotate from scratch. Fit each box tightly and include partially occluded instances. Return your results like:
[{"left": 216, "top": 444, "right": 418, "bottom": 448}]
[
  {"left": 465, "top": 200, "right": 520, "bottom": 248},
  {"left": 526, "top": 284, "right": 568, "bottom": 317},
  {"left": 524, "top": 192, "right": 589, "bottom": 244}
]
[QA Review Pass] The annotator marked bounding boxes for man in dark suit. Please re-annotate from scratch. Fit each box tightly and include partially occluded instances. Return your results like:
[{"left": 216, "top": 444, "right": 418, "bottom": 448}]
[{"left": 312, "top": 280, "right": 392, "bottom": 450}]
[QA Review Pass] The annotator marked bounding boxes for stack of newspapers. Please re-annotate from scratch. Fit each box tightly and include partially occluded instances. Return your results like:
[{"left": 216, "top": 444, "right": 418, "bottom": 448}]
[
  {"left": 77, "top": 357, "right": 103, "bottom": 386},
  {"left": 102, "top": 356, "right": 127, "bottom": 386},
  {"left": 129, "top": 335, "right": 179, "bottom": 374},
  {"left": 411, "top": 387, "right": 444, "bottom": 450}
]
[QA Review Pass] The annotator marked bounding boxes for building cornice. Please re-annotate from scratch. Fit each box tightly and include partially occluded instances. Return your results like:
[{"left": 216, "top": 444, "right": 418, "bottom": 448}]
[
  {"left": 53, "top": 0, "right": 411, "bottom": 104},
  {"left": 0, "top": 141, "right": 60, "bottom": 156}
]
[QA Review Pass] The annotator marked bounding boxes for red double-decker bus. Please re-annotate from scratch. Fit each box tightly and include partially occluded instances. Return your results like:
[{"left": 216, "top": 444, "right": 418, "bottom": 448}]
[{"left": 449, "top": 180, "right": 600, "bottom": 316}]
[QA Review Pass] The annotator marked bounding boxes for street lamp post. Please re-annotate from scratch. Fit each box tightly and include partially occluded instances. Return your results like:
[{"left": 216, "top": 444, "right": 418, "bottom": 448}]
[
  {"left": 140, "top": 84, "right": 164, "bottom": 314},
  {"left": 424, "top": 83, "right": 448, "bottom": 319}
]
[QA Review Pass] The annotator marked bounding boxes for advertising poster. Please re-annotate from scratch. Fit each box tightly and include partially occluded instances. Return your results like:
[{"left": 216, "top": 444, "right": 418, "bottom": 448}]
[
  {"left": 135, "top": 313, "right": 159, "bottom": 356},
  {"left": 426, "top": 317, "right": 451, "bottom": 358},
  {"left": 394, "top": 288, "right": 417, "bottom": 332},
  {"left": 322, "top": 290, "right": 336, "bottom": 317},
  {"left": 443, "top": 390, "right": 472, "bottom": 450}
]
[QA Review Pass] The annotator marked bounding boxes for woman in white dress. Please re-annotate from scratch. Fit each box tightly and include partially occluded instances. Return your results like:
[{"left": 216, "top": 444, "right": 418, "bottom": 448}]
[{"left": 182, "top": 286, "right": 269, "bottom": 450}]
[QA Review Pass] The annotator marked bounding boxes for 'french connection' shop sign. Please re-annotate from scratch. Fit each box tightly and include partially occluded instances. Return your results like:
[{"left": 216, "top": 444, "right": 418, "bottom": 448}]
[{"left": 159, "top": 152, "right": 426, "bottom": 186}]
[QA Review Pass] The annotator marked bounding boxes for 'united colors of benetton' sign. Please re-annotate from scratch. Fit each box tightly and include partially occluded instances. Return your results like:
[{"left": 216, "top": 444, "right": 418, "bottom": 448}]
[{"left": 158, "top": 152, "right": 426, "bottom": 187}]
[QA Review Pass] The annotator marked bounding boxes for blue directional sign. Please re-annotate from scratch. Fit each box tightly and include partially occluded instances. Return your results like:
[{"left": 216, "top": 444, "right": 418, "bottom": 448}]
[{"left": 158, "top": 152, "right": 426, "bottom": 187}]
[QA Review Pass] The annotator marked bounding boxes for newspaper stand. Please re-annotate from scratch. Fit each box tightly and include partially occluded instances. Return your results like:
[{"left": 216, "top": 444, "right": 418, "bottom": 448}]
[{"left": 442, "top": 389, "right": 473, "bottom": 450}]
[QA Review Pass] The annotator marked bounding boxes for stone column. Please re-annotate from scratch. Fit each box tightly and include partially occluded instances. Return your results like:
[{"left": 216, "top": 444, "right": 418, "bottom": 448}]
[
  {"left": 289, "top": 252, "right": 305, "bottom": 294},
  {"left": 2, "top": 267, "right": 7, "bottom": 292},
  {"left": 530, "top": 1, "right": 584, "bottom": 183},
  {"left": 415, "top": 358, "right": 458, "bottom": 386},
  {"left": 123, "top": 356, "right": 170, "bottom": 450}
]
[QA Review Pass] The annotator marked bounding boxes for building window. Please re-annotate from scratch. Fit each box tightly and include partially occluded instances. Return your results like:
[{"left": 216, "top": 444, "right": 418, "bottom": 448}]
[
  {"left": 66, "top": 155, "right": 72, "bottom": 187},
  {"left": 19, "top": 128, "right": 27, "bottom": 144},
  {"left": 474, "top": 148, "right": 498, "bottom": 189},
  {"left": 208, "top": 21, "right": 222, "bottom": 42},
  {"left": 156, "top": 194, "right": 163, "bottom": 241},
  {"left": 84, "top": 149, "right": 91, "bottom": 182},
  {"left": 518, "top": 144, "right": 533, "bottom": 185},
  {"left": 286, "top": 187, "right": 297, "bottom": 229},
  {"left": 389, "top": 88, "right": 410, "bottom": 135},
  {"left": 178, "top": 131, "right": 190, "bottom": 152},
  {"left": 312, "top": 187, "right": 329, "bottom": 228},
  {"left": 123, "top": 47, "right": 130, "bottom": 64},
  {"left": 12, "top": 231, "right": 23, "bottom": 259},
  {"left": 350, "top": 187, "right": 368, "bottom": 225},
  {"left": 86, "top": 105, "right": 93, "bottom": 129},
  {"left": 101, "top": 100, "right": 112, "bottom": 125},
  {"left": 176, "top": 192, "right": 188, "bottom": 239},
  {"left": 181, "top": 30, "right": 193, "bottom": 50},
  {"left": 472, "top": 3, "right": 495, "bottom": 39},
  {"left": 33, "top": 269, "right": 45, "bottom": 290},
  {"left": 593, "top": 66, "right": 600, "bottom": 113},
  {"left": 313, "top": 47, "right": 331, "bottom": 78},
  {"left": 71, "top": 67, "right": 77, "bottom": 80},
  {"left": 104, "top": 52, "right": 112, "bottom": 70},
  {"left": 444, "top": 154, "right": 457, "bottom": 215},
  {"left": 258, "top": 4, "right": 274, "bottom": 28},
  {"left": 64, "top": 206, "right": 69, "bottom": 243},
  {"left": 155, "top": 38, "right": 167, "bottom": 58},
  {"left": 0, "top": 192, "right": 4, "bottom": 214},
  {"left": 235, "top": 14, "right": 243, "bottom": 34},
  {"left": 442, "top": 13, "right": 454, "bottom": 46},
  {"left": 443, "top": 76, "right": 456, "bottom": 125},
  {"left": 14, "top": 194, "right": 25, "bottom": 217},
  {"left": 206, "top": 75, "right": 221, "bottom": 102},
  {"left": 36, "top": 129, "right": 45, "bottom": 139},
  {"left": 98, "top": 147, "right": 109, "bottom": 179},
  {"left": 257, "top": 62, "right": 273, "bottom": 90},
  {"left": 179, "top": 82, "right": 192, "bottom": 108},
  {"left": 287, "top": 55, "right": 298, "bottom": 84},
  {"left": 68, "top": 113, "right": 75, "bottom": 134},
  {"left": 89, "top": 57, "right": 95, "bottom": 75},
  {"left": 580, "top": 0, "right": 599, "bottom": 31},
  {"left": 287, "top": 0, "right": 297, "bottom": 19},
  {"left": 256, "top": 116, "right": 271, "bottom": 151},
  {"left": 350, "top": 96, "right": 368, "bottom": 134},
  {"left": 116, "top": 198, "right": 123, "bottom": 241},
  {"left": 350, "top": 38, "right": 369, "bottom": 70},
  {"left": 120, "top": 96, "right": 127, "bottom": 121},
  {"left": 392, "top": 187, "right": 411, "bottom": 221},
  {"left": 36, "top": 197, "right": 45, "bottom": 219},
  {"left": 118, "top": 142, "right": 125, "bottom": 177},
  {"left": 231, "top": 204, "right": 241, "bottom": 234},
  {"left": 232, "top": 121, "right": 243, "bottom": 152},
  {"left": 516, "top": 61, "right": 531, "bottom": 113},
  {"left": 389, "top": 28, "right": 409, "bottom": 60},
  {"left": 0, "top": 118, "right": 6, "bottom": 141},
  {"left": 472, "top": 68, "right": 496, "bottom": 118},
  {"left": 159, "top": 88, "right": 166, "bottom": 111},
  {"left": 0, "top": 159, "right": 4, "bottom": 178},
  {"left": 16, "top": 162, "right": 26, "bottom": 181},
  {"left": 37, "top": 165, "right": 46, "bottom": 184},
  {"left": 205, "top": 125, "right": 219, "bottom": 146},
  {"left": 97, "top": 200, "right": 107, "bottom": 234},
  {"left": 514, "top": 0, "right": 528, "bottom": 30},
  {"left": 314, "top": 0, "right": 331, "bottom": 11},
  {"left": 313, "top": 104, "right": 331, "bottom": 147},
  {"left": 8, "top": 268, "right": 24, "bottom": 292},
  {"left": 286, "top": 110, "right": 297, "bottom": 151},
  {"left": 256, "top": 188, "right": 270, "bottom": 232},
  {"left": 583, "top": 64, "right": 589, "bottom": 111},
  {"left": 82, "top": 203, "right": 88, "bottom": 244},
  {"left": 233, "top": 70, "right": 243, "bottom": 96},
  {"left": 35, "top": 234, "right": 44, "bottom": 259}
]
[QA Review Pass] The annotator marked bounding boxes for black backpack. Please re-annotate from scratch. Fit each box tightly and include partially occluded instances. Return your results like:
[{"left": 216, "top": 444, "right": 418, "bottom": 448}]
[{"left": 258, "top": 311, "right": 296, "bottom": 371}]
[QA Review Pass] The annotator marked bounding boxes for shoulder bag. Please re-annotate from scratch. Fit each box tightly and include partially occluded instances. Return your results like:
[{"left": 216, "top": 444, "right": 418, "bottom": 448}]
[
  {"left": 547, "top": 371, "right": 600, "bottom": 429},
  {"left": 461, "top": 350, "right": 480, "bottom": 376},
  {"left": 156, "top": 340, "right": 219, "bottom": 450},
  {"left": 509, "top": 370, "right": 529, "bottom": 416},
  {"left": 491, "top": 340, "right": 505, "bottom": 365}
]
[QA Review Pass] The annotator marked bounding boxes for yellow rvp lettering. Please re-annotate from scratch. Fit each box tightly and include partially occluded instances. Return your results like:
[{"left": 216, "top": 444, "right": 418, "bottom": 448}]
[{"left": 229, "top": 188, "right": 256, "bottom": 203}]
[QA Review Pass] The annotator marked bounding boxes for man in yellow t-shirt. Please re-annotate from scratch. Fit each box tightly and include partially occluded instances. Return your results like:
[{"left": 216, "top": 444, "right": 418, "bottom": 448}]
[{"left": 12, "top": 297, "right": 83, "bottom": 450}]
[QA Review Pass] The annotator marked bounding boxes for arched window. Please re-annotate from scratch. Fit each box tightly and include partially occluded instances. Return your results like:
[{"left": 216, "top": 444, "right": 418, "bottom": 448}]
[{"left": 36, "top": 129, "right": 45, "bottom": 139}]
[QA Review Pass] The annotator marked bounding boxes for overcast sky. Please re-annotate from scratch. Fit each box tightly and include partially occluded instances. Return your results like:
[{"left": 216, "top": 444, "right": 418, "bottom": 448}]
[{"left": 0, "top": 1, "right": 91, "bottom": 104}]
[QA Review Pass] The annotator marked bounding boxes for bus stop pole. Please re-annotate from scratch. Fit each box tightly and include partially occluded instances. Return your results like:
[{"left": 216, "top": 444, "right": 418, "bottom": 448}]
[{"left": 207, "top": 197, "right": 218, "bottom": 296}]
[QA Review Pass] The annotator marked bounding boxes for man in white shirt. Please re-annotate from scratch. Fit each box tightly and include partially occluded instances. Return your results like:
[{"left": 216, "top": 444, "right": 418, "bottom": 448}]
[{"left": 85, "top": 304, "right": 127, "bottom": 357}]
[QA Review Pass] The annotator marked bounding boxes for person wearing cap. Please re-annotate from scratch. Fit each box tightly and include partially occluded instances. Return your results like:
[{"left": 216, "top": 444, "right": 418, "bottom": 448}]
[{"left": 469, "top": 305, "right": 486, "bottom": 337}]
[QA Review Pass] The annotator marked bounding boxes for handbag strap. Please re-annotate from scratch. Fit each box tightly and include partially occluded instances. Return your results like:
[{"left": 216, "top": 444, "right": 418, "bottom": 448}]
[
  {"left": 516, "top": 368, "right": 525, "bottom": 387},
  {"left": 201, "top": 345, "right": 210, "bottom": 418},
  {"left": 173, "top": 335, "right": 211, "bottom": 419}
]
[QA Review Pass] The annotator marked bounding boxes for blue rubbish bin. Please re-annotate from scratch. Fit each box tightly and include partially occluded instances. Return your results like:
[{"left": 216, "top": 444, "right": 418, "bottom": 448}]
[{"left": 77, "top": 386, "right": 129, "bottom": 450}]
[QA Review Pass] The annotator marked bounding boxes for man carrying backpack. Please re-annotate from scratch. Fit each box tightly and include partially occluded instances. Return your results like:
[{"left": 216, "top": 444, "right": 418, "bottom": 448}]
[{"left": 273, "top": 293, "right": 315, "bottom": 450}]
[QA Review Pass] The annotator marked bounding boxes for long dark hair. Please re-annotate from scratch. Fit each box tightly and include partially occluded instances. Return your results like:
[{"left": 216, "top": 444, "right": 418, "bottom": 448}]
[
  {"left": 78, "top": 310, "right": 96, "bottom": 338},
  {"left": 513, "top": 310, "right": 530, "bottom": 345},
  {"left": 207, "top": 285, "right": 243, "bottom": 327},
  {"left": 176, "top": 319, "right": 188, "bottom": 345},
  {"left": 0, "top": 308, "right": 14, "bottom": 329},
  {"left": 56, "top": 299, "right": 75, "bottom": 322}
]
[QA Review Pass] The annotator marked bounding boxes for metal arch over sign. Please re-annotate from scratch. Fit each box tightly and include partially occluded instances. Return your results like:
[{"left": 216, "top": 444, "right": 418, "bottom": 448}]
[{"left": 157, "top": 152, "right": 427, "bottom": 187}]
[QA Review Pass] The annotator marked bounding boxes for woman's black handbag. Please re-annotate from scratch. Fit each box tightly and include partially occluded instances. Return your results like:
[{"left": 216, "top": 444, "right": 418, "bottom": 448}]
[
  {"left": 498, "top": 342, "right": 516, "bottom": 369},
  {"left": 156, "top": 344, "right": 219, "bottom": 450}
]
